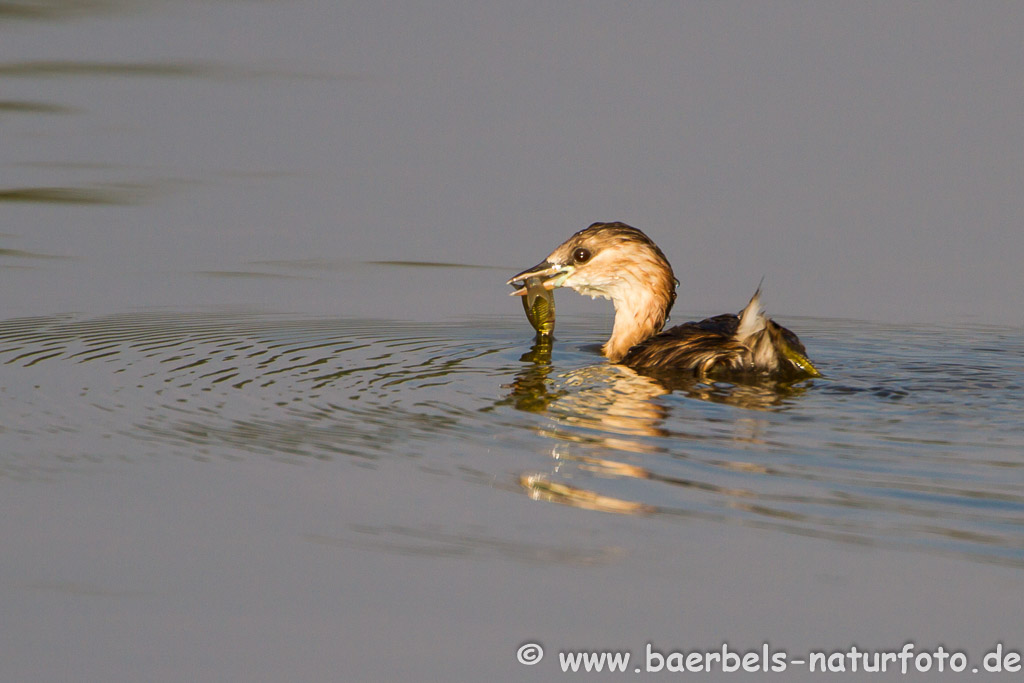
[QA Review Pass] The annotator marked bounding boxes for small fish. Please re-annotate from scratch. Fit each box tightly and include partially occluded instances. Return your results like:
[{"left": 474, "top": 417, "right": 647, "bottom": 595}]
[{"left": 519, "top": 275, "right": 555, "bottom": 337}]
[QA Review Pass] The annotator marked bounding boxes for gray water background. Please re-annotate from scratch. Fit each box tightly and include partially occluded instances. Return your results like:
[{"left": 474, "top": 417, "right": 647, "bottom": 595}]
[{"left": 2, "top": 2, "right": 1023, "bottom": 681}]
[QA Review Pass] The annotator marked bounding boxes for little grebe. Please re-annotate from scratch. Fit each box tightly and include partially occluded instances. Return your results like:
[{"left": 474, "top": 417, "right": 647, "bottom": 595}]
[{"left": 508, "top": 222, "right": 819, "bottom": 378}]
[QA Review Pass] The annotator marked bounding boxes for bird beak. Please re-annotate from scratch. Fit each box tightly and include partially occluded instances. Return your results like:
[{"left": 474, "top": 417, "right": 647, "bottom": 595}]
[{"left": 507, "top": 261, "right": 573, "bottom": 296}]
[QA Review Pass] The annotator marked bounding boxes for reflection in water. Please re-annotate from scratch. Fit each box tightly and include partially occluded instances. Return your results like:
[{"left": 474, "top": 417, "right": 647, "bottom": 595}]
[
  {"left": 521, "top": 472, "right": 655, "bottom": 515},
  {"left": 505, "top": 336, "right": 812, "bottom": 415},
  {"left": 0, "top": 312, "right": 1023, "bottom": 566},
  {"left": 0, "top": 61, "right": 212, "bottom": 78},
  {"left": 0, "top": 99, "right": 76, "bottom": 113},
  {"left": 506, "top": 335, "right": 814, "bottom": 516},
  {"left": 0, "top": 0, "right": 133, "bottom": 21},
  {"left": 500, "top": 335, "right": 562, "bottom": 413},
  {"left": 502, "top": 326, "right": 1024, "bottom": 566},
  {"left": 504, "top": 335, "right": 811, "bottom": 447},
  {"left": 0, "top": 246, "right": 68, "bottom": 261},
  {"left": 0, "top": 184, "right": 148, "bottom": 205},
  {"left": 0, "top": 59, "right": 354, "bottom": 82}
]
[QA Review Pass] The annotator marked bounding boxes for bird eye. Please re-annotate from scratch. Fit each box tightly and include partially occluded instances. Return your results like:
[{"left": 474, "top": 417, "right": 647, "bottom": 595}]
[{"left": 572, "top": 247, "right": 592, "bottom": 264}]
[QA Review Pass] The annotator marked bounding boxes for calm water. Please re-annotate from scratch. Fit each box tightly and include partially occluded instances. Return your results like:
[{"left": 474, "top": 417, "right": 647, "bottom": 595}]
[
  {"left": 2, "top": 310, "right": 1022, "bottom": 565},
  {"left": 4, "top": 2, "right": 1024, "bottom": 681}
]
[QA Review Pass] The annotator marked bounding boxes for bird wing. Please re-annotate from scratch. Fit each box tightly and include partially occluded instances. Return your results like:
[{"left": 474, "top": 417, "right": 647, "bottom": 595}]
[{"left": 621, "top": 317, "right": 749, "bottom": 373}]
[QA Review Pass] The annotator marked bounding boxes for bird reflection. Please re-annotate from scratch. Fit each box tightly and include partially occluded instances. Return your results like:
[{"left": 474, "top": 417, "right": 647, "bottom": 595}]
[
  {"left": 503, "top": 333, "right": 815, "bottom": 515},
  {"left": 503, "top": 335, "right": 564, "bottom": 413},
  {"left": 504, "top": 334, "right": 812, "bottom": 419}
]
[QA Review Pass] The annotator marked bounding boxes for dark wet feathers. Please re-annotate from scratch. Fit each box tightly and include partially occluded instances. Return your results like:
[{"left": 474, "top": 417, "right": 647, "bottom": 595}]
[{"left": 622, "top": 313, "right": 810, "bottom": 377}]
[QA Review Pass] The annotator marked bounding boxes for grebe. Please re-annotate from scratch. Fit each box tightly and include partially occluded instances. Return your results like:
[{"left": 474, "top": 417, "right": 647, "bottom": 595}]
[{"left": 508, "top": 222, "right": 819, "bottom": 378}]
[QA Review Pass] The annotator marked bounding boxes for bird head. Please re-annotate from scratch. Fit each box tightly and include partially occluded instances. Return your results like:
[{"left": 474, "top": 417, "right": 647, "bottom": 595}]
[{"left": 508, "top": 222, "right": 677, "bottom": 314}]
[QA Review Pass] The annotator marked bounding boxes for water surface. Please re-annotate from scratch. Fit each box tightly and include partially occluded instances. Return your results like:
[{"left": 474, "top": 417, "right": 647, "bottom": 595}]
[
  {"left": 3, "top": 2, "right": 1024, "bottom": 681},
  {"left": 3, "top": 310, "right": 1021, "bottom": 566}
]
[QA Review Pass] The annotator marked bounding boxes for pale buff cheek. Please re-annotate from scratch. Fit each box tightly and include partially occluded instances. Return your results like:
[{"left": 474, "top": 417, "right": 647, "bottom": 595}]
[{"left": 561, "top": 253, "right": 675, "bottom": 360}]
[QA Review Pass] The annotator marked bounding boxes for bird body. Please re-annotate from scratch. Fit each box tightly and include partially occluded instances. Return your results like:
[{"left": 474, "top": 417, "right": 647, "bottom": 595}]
[{"left": 509, "top": 222, "right": 819, "bottom": 379}]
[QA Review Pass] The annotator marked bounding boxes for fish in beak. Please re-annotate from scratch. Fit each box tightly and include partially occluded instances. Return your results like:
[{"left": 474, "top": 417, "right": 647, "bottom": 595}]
[
  {"left": 508, "top": 261, "right": 572, "bottom": 337},
  {"left": 506, "top": 261, "right": 574, "bottom": 296}
]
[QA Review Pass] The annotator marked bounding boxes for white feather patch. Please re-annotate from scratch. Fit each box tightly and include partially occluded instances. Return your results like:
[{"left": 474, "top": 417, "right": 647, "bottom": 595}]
[{"left": 735, "top": 285, "right": 767, "bottom": 341}]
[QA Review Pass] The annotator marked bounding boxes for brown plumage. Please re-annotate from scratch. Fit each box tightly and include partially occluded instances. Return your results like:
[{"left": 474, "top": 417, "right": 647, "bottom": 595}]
[{"left": 508, "top": 222, "right": 819, "bottom": 379}]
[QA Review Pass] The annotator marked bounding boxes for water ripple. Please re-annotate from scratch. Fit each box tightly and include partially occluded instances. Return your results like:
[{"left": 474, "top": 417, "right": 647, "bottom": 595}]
[{"left": 0, "top": 312, "right": 1022, "bottom": 566}]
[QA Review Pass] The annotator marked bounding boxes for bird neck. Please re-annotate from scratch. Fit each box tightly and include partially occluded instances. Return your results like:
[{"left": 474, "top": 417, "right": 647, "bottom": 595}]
[{"left": 602, "top": 283, "right": 672, "bottom": 362}]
